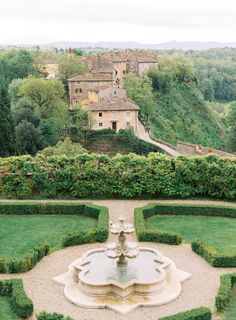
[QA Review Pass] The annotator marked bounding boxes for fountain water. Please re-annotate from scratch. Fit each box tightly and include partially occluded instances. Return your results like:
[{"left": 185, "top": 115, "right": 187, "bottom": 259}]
[{"left": 54, "top": 217, "right": 191, "bottom": 314}]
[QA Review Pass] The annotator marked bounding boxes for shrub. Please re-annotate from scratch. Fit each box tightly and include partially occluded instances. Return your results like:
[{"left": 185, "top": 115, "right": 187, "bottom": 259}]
[
  {"left": 1, "top": 153, "right": 236, "bottom": 200},
  {"left": 37, "top": 311, "right": 74, "bottom": 320},
  {"left": 136, "top": 203, "right": 236, "bottom": 267},
  {"left": 0, "top": 202, "right": 108, "bottom": 273},
  {"left": 215, "top": 273, "right": 236, "bottom": 312},
  {"left": 0, "top": 279, "right": 33, "bottom": 319},
  {"left": 159, "top": 307, "right": 212, "bottom": 320},
  {"left": 0, "top": 243, "right": 49, "bottom": 273},
  {"left": 134, "top": 207, "right": 182, "bottom": 245}
]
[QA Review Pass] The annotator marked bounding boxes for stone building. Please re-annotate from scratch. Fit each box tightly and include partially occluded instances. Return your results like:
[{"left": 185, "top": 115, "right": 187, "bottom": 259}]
[
  {"left": 85, "top": 98, "right": 140, "bottom": 132},
  {"left": 68, "top": 72, "right": 113, "bottom": 106}
]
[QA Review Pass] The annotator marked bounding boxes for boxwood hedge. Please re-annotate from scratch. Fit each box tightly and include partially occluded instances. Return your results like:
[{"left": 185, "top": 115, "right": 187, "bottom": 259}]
[
  {"left": 0, "top": 202, "right": 109, "bottom": 273},
  {"left": 135, "top": 203, "right": 236, "bottom": 267},
  {"left": 215, "top": 273, "right": 236, "bottom": 312},
  {"left": 159, "top": 307, "right": 212, "bottom": 320},
  {"left": 0, "top": 279, "right": 33, "bottom": 318}
]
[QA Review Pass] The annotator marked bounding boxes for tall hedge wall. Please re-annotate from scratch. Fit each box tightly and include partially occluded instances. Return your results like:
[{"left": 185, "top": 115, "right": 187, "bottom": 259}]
[
  {"left": 0, "top": 153, "right": 236, "bottom": 199},
  {"left": 0, "top": 202, "right": 109, "bottom": 273}
]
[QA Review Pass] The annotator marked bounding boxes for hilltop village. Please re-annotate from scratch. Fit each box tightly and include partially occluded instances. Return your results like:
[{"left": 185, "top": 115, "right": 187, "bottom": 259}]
[{"left": 40, "top": 50, "right": 159, "bottom": 133}]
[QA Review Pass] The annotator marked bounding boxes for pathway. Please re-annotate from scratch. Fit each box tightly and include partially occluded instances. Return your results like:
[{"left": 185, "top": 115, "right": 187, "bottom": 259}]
[
  {"left": 1, "top": 199, "right": 236, "bottom": 320},
  {"left": 136, "top": 119, "right": 180, "bottom": 156}
]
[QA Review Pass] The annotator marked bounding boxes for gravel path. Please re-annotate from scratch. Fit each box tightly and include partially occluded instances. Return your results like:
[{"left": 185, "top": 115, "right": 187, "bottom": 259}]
[{"left": 1, "top": 199, "right": 236, "bottom": 320}]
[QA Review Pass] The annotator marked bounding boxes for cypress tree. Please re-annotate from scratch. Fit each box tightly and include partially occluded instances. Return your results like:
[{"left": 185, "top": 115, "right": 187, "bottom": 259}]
[{"left": 0, "top": 82, "right": 17, "bottom": 157}]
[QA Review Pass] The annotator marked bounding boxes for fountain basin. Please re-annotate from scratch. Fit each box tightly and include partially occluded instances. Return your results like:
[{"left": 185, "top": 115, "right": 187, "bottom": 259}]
[{"left": 54, "top": 247, "right": 191, "bottom": 314}]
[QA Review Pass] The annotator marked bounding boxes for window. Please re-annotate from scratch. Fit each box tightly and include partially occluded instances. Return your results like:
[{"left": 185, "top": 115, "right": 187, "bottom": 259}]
[
  {"left": 99, "top": 123, "right": 103, "bottom": 127},
  {"left": 99, "top": 112, "right": 103, "bottom": 117},
  {"left": 75, "top": 88, "right": 82, "bottom": 93},
  {"left": 126, "top": 111, "right": 130, "bottom": 117},
  {"left": 113, "top": 91, "right": 117, "bottom": 95},
  {"left": 112, "top": 111, "right": 117, "bottom": 117},
  {"left": 123, "top": 70, "right": 126, "bottom": 75},
  {"left": 115, "top": 70, "right": 118, "bottom": 75},
  {"left": 126, "top": 122, "right": 131, "bottom": 127}
]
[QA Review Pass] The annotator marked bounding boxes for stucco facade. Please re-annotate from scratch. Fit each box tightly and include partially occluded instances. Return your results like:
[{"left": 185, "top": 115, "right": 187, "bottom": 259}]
[{"left": 90, "top": 108, "right": 139, "bottom": 132}]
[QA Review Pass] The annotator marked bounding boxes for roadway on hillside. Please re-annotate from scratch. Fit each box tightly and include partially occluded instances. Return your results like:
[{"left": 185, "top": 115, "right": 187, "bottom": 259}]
[{"left": 137, "top": 119, "right": 180, "bottom": 156}]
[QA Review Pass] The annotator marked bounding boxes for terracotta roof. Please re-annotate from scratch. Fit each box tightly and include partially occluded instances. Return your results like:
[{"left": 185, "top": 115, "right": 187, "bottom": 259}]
[
  {"left": 86, "top": 98, "right": 140, "bottom": 111},
  {"left": 68, "top": 72, "right": 113, "bottom": 82}
]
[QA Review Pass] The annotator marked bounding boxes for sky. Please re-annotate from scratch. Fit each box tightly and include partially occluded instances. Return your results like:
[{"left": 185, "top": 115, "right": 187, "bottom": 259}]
[{"left": 0, "top": 0, "right": 235, "bottom": 45}]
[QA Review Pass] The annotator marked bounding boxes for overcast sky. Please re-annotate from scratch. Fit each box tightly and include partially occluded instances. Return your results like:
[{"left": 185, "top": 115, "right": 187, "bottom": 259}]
[{"left": 0, "top": 0, "right": 235, "bottom": 45}]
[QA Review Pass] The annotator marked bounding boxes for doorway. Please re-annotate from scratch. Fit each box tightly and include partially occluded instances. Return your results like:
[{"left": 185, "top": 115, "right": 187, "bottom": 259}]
[{"left": 111, "top": 121, "right": 117, "bottom": 131}]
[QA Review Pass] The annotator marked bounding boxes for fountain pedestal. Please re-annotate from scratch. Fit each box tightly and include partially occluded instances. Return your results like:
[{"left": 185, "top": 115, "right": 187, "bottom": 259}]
[{"left": 53, "top": 217, "right": 191, "bottom": 314}]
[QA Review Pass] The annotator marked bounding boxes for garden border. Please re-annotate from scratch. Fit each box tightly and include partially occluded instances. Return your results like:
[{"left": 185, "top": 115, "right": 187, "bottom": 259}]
[
  {"left": 0, "top": 202, "right": 109, "bottom": 273},
  {"left": 134, "top": 203, "right": 236, "bottom": 267},
  {"left": 0, "top": 279, "right": 33, "bottom": 319}
]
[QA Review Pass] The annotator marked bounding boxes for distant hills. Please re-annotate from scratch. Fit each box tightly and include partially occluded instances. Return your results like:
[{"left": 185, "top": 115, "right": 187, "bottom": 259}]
[{"left": 39, "top": 40, "right": 236, "bottom": 50}]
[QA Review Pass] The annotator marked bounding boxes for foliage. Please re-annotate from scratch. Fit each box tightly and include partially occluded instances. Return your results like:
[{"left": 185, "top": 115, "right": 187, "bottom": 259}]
[
  {"left": 0, "top": 83, "right": 17, "bottom": 157},
  {"left": 38, "top": 137, "right": 86, "bottom": 157},
  {"left": 18, "top": 76, "right": 65, "bottom": 119},
  {"left": 215, "top": 273, "right": 236, "bottom": 312},
  {"left": 8, "top": 76, "right": 69, "bottom": 152},
  {"left": 0, "top": 50, "right": 36, "bottom": 85},
  {"left": 1, "top": 153, "right": 236, "bottom": 200},
  {"left": 16, "top": 120, "right": 43, "bottom": 155},
  {"left": 0, "top": 279, "right": 33, "bottom": 319},
  {"left": 124, "top": 73, "right": 156, "bottom": 123},
  {"left": 58, "top": 54, "right": 86, "bottom": 82},
  {"left": 135, "top": 207, "right": 182, "bottom": 245},
  {"left": 82, "top": 128, "right": 164, "bottom": 156},
  {"left": 148, "top": 69, "right": 225, "bottom": 148},
  {"left": 225, "top": 102, "right": 236, "bottom": 152},
  {"left": 37, "top": 312, "right": 74, "bottom": 320},
  {"left": 159, "top": 307, "right": 212, "bottom": 320},
  {"left": 0, "top": 202, "right": 108, "bottom": 273}
]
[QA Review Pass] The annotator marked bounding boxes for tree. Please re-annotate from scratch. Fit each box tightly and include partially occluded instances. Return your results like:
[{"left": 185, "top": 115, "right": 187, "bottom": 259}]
[
  {"left": 19, "top": 76, "right": 66, "bottom": 118},
  {"left": 37, "top": 137, "right": 86, "bottom": 157},
  {"left": 16, "top": 120, "right": 43, "bottom": 155},
  {"left": 58, "top": 54, "right": 86, "bottom": 82},
  {"left": 0, "top": 83, "right": 17, "bottom": 157},
  {"left": 225, "top": 102, "right": 236, "bottom": 152},
  {"left": 124, "top": 73, "right": 156, "bottom": 123}
]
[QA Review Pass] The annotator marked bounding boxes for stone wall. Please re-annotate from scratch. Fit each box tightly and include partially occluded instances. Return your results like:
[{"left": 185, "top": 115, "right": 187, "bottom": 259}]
[{"left": 177, "top": 141, "right": 235, "bottom": 157}]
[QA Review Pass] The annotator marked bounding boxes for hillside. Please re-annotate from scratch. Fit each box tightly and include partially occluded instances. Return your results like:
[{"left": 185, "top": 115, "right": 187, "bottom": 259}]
[
  {"left": 151, "top": 82, "right": 225, "bottom": 148},
  {"left": 124, "top": 63, "right": 226, "bottom": 149}
]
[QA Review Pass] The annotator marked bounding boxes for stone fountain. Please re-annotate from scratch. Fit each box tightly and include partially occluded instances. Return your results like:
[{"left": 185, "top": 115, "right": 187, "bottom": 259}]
[{"left": 54, "top": 217, "right": 191, "bottom": 314}]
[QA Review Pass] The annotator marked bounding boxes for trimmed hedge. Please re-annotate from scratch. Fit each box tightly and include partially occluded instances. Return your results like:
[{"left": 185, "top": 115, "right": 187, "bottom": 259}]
[
  {"left": 0, "top": 202, "right": 109, "bottom": 273},
  {"left": 134, "top": 206, "right": 182, "bottom": 245},
  {"left": 0, "top": 279, "right": 33, "bottom": 318},
  {"left": 37, "top": 312, "right": 74, "bottom": 320},
  {"left": 135, "top": 203, "right": 236, "bottom": 267},
  {"left": 159, "top": 307, "right": 212, "bottom": 320},
  {"left": 0, "top": 243, "right": 49, "bottom": 273},
  {"left": 215, "top": 273, "right": 236, "bottom": 312},
  {"left": 1, "top": 153, "right": 236, "bottom": 199}
]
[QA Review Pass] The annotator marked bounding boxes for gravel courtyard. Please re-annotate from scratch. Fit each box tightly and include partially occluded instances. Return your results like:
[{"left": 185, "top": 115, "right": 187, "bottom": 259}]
[{"left": 1, "top": 199, "right": 236, "bottom": 320}]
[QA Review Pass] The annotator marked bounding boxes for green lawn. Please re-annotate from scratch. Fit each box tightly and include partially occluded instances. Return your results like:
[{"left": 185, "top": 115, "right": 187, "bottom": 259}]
[
  {"left": 146, "top": 215, "right": 236, "bottom": 255},
  {"left": 0, "top": 215, "right": 97, "bottom": 259},
  {"left": 0, "top": 297, "right": 19, "bottom": 320},
  {"left": 224, "top": 285, "right": 236, "bottom": 320}
]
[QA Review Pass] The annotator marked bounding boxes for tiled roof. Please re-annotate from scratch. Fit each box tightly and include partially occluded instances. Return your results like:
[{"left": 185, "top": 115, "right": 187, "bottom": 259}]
[
  {"left": 68, "top": 72, "right": 113, "bottom": 82},
  {"left": 86, "top": 98, "right": 140, "bottom": 111}
]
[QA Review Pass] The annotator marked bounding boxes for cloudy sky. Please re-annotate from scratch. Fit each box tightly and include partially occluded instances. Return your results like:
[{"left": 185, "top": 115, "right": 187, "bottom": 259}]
[{"left": 0, "top": 0, "right": 235, "bottom": 44}]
